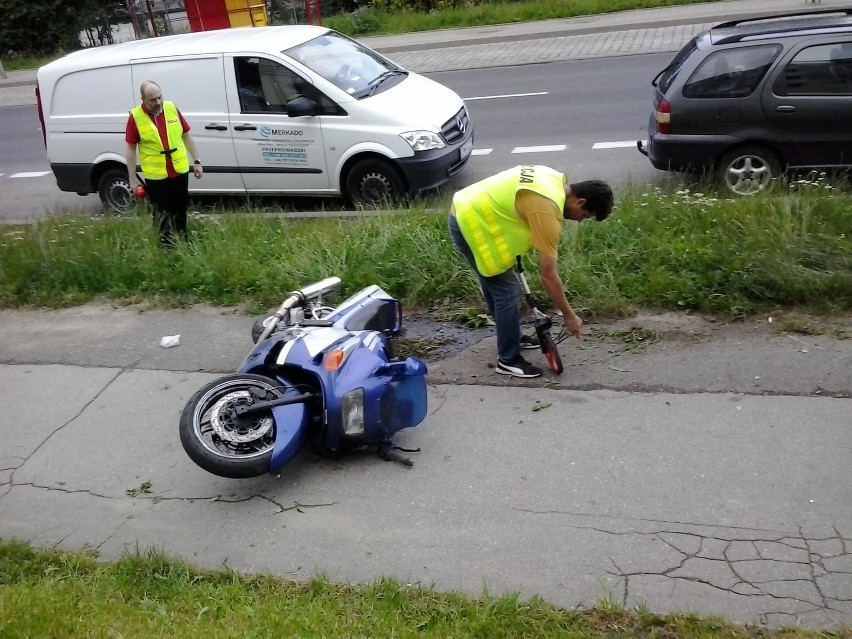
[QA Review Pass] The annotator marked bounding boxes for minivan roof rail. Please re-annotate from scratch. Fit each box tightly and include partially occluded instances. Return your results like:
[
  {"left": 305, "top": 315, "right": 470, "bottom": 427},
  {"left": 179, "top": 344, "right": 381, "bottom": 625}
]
[{"left": 712, "top": 8, "right": 852, "bottom": 32}]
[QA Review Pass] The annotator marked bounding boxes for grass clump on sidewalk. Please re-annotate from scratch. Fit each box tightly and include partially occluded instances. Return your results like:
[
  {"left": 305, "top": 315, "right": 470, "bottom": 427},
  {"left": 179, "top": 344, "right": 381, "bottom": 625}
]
[
  {"left": 1, "top": 539, "right": 848, "bottom": 639},
  {"left": 0, "top": 183, "right": 849, "bottom": 317}
]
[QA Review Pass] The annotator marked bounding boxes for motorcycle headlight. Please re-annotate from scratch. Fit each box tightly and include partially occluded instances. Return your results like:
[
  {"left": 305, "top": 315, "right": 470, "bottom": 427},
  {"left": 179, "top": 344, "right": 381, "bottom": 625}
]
[
  {"left": 342, "top": 388, "right": 365, "bottom": 436},
  {"left": 400, "top": 130, "right": 446, "bottom": 152}
]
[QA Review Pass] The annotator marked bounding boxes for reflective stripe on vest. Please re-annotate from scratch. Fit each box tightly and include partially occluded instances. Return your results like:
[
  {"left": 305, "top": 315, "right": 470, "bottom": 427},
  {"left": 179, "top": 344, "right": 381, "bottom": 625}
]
[
  {"left": 454, "top": 165, "right": 566, "bottom": 276},
  {"left": 130, "top": 101, "right": 188, "bottom": 179}
]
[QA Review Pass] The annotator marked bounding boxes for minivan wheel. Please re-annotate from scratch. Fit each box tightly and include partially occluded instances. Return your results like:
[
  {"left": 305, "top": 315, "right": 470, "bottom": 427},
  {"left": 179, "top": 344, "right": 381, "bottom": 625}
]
[
  {"left": 345, "top": 158, "right": 404, "bottom": 207},
  {"left": 97, "top": 168, "right": 133, "bottom": 214},
  {"left": 717, "top": 146, "right": 781, "bottom": 196}
]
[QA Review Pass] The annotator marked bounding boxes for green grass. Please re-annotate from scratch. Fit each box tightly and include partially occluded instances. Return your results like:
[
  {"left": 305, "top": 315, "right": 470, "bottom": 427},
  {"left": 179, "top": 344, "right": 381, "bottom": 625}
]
[
  {"left": 324, "top": 0, "right": 723, "bottom": 36},
  {"left": 0, "top": 52, "right": 56, "bottom": 71},
  {"left": 1, "top": 539, "right": 848, "bottom": 639},
  {"left": 0, "top": 182, "right": 849, "bottom": 317}
]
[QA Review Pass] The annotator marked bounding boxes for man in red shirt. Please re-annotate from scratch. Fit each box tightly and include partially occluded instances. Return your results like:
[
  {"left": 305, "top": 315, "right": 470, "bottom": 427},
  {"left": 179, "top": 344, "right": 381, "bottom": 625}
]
[{"left": 125, "top": 80, "right": 203, "bottom": 248}]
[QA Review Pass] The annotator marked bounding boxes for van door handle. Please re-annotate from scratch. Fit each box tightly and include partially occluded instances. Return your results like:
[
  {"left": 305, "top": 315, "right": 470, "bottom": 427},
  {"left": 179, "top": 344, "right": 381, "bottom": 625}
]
[
  {"left": 205, "top": 123, "right": 228, "bottom": 130},
  {"left": 233, "top": 124, "right": 257, "bottom": 131},
  {"left": 775, "top": 105, "right": 796, "bottom": 113}
]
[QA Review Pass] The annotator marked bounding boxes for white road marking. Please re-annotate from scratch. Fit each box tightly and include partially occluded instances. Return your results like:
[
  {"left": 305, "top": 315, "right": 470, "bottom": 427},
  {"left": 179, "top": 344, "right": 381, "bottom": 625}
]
[
  {"left": 463, "top": 91, "right": 549, "bottom": 101},
  {"left": 9, "top": 171, "right": 51, "bottom": 178},
  {"left": 592, "top": 140, "right": 640, "bottom": 149},
  {"left": 0, "top": 140, "right": 645, "bottom": 183},
  {"left": 511, "top": 145, "right": 566, "bottom": 154}
]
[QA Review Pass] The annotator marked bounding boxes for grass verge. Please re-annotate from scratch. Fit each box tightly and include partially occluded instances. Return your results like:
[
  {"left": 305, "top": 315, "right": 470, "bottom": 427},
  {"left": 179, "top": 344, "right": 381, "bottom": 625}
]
[
  {"left": 324, "top": 0, "right": 725, "bottom": 37},
  {"left": 1, "top": 183, "right": 849, "bottom": 317},
  {"left": 1, "top": 539, "right": 848, "bottom": 638}
]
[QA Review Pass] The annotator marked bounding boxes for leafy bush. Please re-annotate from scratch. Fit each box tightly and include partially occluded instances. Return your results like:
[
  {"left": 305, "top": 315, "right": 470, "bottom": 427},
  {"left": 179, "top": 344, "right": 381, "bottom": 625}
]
[{"left": 0, "top": 0, "right": 123, "bottom": 57}]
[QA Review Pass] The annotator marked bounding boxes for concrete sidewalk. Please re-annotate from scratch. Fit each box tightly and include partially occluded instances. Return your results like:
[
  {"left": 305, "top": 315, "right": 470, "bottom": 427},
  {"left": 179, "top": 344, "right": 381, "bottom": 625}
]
[{"left": 0, "top": 305, "right": 850, "bottom": 628}]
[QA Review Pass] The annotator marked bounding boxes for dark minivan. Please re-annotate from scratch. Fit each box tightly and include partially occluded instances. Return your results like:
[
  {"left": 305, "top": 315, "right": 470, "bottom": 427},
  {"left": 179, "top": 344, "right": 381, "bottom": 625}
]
[{"left": 639, "top": 9, "right": 852, "bottom": 194}]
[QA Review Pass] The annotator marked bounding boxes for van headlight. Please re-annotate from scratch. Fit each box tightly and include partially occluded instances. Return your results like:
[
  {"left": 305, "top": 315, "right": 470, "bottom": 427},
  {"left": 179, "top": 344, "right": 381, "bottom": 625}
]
[
  {"left": 342, "top": 388, "right": 365, "bottom": 436},
  {"left": 400, "top": 131, "right": 446, "bottom": 151}
]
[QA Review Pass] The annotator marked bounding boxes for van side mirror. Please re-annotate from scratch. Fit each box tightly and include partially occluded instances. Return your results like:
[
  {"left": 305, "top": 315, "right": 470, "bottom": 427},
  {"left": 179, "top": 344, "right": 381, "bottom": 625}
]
[{"left": 286, "top": 96, "right": 318, "bottom": 117}]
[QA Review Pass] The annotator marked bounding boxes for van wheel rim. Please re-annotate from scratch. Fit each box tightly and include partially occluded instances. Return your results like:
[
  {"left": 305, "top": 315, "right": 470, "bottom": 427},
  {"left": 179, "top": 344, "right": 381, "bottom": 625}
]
[
  {"left": 108, "top": 182, "right": 133, "bottom": 212},
  {"left": 359, "top": 171, "right": 392, "bottom": 201}
]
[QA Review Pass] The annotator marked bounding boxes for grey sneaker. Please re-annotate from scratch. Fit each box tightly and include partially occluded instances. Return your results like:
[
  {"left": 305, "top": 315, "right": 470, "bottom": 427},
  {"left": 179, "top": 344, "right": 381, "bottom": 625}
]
[
  {"left": 496, "top": 356, "right": 543, "bottom": 378},
  {"left": 520, "top": 333, "right": 540, "bottom": 350}
]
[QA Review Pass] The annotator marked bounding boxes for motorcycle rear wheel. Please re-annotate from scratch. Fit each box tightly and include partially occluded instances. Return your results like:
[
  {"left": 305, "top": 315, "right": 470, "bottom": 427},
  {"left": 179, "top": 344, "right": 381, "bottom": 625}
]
[{"left": 179, "top": 374, "right": 288, "bottom": 478}]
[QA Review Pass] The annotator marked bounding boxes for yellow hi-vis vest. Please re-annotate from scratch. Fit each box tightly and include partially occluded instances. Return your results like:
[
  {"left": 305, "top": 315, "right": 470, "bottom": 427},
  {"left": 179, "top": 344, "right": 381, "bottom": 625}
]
[
  {"left": 130, "top": 101, "right": 188, "bottom": 179},
  {"left": 454, "top": 165, "right": 566, "bottom": 277}
]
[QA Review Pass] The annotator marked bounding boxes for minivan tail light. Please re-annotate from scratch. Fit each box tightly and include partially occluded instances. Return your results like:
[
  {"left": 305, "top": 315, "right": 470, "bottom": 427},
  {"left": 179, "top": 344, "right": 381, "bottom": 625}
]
[{"left": 655, "top": 99, "right": 671, "bottom": 135}]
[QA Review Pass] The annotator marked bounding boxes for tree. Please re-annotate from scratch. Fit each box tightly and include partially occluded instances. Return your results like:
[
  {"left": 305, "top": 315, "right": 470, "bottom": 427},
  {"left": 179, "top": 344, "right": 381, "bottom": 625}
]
[{"left": 0, "top": 0, "right": 123, "bottom": 57}]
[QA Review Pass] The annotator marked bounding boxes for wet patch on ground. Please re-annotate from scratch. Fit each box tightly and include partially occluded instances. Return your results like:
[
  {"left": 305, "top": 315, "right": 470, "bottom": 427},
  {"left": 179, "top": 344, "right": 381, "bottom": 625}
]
[{"left": 399, "top": 314, "right": 494, "bottom": 361}]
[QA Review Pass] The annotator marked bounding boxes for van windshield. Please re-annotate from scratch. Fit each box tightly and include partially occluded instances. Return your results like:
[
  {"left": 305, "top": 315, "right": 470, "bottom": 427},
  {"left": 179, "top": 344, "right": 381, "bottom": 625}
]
[
  {"left": 287, "top": 32, "right": 408, "bottom": 98},
  {"left": 657, "top": 38, "right": 699, "bottom": 94}
]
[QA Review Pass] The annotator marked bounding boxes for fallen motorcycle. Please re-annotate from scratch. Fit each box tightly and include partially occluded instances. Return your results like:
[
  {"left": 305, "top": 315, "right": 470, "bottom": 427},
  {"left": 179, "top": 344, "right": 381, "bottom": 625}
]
[{"left": 179, "top": 277, "right": 428, "bottom": 479}]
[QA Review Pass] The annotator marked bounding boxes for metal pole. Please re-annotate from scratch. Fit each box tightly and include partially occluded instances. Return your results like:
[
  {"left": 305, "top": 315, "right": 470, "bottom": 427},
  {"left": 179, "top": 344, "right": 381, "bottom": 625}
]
[
  {"left": 125, "top": 0, "right": 142, "bottom": 39},
  {"left": 144, "top": 0, "right": 158, "bottom": 36},
  {"left": 0, "top": 59, "right": 6, "bottom": 80}
]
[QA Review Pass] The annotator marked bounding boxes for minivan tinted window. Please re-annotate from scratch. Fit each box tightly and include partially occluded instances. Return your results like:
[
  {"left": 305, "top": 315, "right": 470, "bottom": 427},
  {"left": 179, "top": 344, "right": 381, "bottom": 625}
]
[
  {"left": 658, "top": 38, "right": 698, "bottom": 94},
  {"left": 774, "top": 41, "right": 852, "bottom": 95},
  {"left": 682, "top": 44, "right": 780, "bottom": 98}
]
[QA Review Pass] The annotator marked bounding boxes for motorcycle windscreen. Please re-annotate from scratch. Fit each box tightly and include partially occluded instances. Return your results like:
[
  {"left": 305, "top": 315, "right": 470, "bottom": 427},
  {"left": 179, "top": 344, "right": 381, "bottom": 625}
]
[
  {"left": 380, "top": 357, "right": 428, "bottom": 432},
  {"left": 269, "top": 403, "right": 308, "bottom": 472}
]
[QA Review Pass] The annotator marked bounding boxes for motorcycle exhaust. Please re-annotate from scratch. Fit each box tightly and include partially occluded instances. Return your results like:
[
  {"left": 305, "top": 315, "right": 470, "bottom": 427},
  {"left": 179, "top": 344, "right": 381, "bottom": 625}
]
[
  {"left": 256, "top": 277, "right": 344, "bottom": 344},
  {"left": 293, "top": 276, "right": 342, "bottom": 302}
]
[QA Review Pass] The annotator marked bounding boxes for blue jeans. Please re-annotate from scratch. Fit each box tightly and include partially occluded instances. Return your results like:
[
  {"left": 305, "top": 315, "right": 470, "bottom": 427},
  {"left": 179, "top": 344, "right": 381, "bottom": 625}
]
[{"left": 448, "top": 213, "right": 522, "bottom": 362}]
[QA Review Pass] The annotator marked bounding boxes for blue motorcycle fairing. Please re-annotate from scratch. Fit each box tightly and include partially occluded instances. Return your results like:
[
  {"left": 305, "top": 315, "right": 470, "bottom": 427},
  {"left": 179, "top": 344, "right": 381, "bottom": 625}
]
[
  {"left": 377, "top": 357, "right": 429, "bottom": 433},
  {"left": 236, "top": 334, "right": 281, "bottom": 375},
  {"left": 324, "top": 285, "right": 403, "bottom": 336},
  {"left": 269, "top": 401, "right": 308, "bottom": 473}
]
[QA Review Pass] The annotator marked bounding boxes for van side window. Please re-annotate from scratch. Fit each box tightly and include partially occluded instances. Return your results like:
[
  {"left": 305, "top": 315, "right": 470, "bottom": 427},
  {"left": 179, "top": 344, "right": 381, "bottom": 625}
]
[
  {"left": 775, "top": 42, "right": 852, "bottom": 96},
  {"left": 233, "top": 57, "right": 344, "bottom": 115},
  {"left": 683, "top": 45, "right": 780, "bottom": 99}
]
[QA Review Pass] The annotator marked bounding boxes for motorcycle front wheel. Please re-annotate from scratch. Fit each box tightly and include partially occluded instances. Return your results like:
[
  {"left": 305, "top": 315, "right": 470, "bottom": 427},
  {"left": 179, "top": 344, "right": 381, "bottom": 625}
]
[{"left": 179, "top": 374, "right": 288, "bottom": 479}]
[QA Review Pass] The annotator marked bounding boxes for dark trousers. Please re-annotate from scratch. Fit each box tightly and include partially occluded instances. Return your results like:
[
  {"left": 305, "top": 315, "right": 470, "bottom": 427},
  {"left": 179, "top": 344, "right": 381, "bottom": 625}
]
[
  {"left": 448, "top": 213, "right": 523, "bottom": 363},
  {"left": 145, "top": 172, "right": 189, "bottom": 247}
]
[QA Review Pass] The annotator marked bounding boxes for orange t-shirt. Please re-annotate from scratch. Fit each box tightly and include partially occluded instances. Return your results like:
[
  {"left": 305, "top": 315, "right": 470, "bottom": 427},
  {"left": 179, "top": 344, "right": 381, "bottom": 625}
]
[{"left": 515, "top": 190, "right": 562, "bottom": 258}]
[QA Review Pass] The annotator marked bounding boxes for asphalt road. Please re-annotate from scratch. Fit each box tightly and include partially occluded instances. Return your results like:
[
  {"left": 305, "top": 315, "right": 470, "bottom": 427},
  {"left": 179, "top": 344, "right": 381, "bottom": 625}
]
[{"left": 0, "top": 55, "right": 673, "bottom": 221}]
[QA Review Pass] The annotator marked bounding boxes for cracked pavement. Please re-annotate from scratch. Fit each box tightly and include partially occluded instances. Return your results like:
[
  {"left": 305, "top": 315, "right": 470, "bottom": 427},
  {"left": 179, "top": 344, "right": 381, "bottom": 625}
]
[{"left": 0, "top": 306, "right": 850, "bottom": 628}]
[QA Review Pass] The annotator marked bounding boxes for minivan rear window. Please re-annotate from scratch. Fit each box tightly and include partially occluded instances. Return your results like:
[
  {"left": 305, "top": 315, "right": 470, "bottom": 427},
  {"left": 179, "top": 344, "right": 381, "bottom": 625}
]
[
  {"left": 682, "top": 44, "right": 780, "bottom": 98},
  {"left": 658, "top": 38, "right": 699, "bottom": 94}
]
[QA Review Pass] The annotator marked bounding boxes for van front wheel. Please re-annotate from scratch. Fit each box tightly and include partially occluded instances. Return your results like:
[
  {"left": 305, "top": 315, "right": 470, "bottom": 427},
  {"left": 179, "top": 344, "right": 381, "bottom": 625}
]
[
  {"left": 97, "top": 168, "right": 133, "bottom": 214},
  {"left": 345, "top": 159, "right": 404, "bottom": 207}
]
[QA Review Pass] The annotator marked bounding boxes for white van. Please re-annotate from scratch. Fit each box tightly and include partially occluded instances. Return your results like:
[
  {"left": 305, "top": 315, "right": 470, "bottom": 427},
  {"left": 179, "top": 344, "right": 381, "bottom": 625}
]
[{"left": 36, "top": 25, "right": 474, "bottom": 212}]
